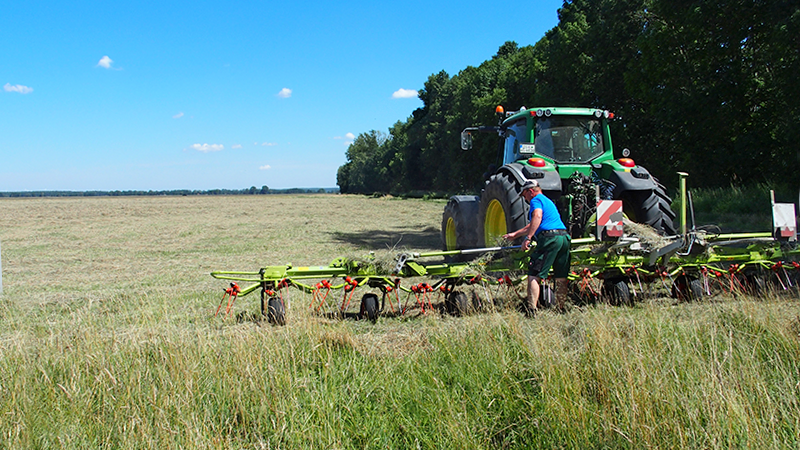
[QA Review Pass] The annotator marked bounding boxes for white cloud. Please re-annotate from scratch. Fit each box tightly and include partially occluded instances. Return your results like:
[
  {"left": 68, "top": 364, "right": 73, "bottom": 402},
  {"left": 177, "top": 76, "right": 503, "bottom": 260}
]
[
  {"left": 3, "top": 83, "right": 33, "bottom": 94},
  {"left": 232, "top": 144, "right": 242, "bottom": 149},
  {"left": 335, "top": 132, "right": 356, "bottom": 145},
  {"left": 172, "top": 112, "right": 184, "bottom": 119},
  {"left": 277, "top": 88, "right": 292, "bottom": 98},
  {"left": 190, "top": 143, "right": 224, "bottom": 153},
  {"left": 261, "top": 142, "right": 277, "bottom": 147},
  {"left": 259, "top": 165, "right": 272, "bottom": 170},
  {"left": 392, "top": 88, "right": 418, "bottom": 99},
  {"left": 97, "top": 56, "right": 114, "bottom": 69}
]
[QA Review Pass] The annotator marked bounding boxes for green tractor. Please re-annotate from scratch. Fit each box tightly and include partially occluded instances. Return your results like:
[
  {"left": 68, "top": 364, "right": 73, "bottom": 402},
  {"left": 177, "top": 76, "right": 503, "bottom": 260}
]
[{"left": 442, "top": 106, "right": 677, "bottom": 251}]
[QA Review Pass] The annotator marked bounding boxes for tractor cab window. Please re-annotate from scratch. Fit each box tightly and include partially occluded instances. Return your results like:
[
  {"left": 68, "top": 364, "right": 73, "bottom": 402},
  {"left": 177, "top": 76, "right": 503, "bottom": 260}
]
[
  {"left": 503, "top": 119, "right": 530, "bottom": 163},
  {"left": 534, "top": 116, "right": 604, "bottom": 163}
]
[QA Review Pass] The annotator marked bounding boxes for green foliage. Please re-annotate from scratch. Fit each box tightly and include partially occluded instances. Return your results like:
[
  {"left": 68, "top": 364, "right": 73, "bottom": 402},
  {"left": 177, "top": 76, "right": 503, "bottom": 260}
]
[
  {"left": 337, "top": 0, "right": 800, "bottom": 195},
  {"left": 677, "top": 183, "right": 797, "bottom": 232},
  {"left": 337, "top": 130, "right": 389, "bottom": 194}
]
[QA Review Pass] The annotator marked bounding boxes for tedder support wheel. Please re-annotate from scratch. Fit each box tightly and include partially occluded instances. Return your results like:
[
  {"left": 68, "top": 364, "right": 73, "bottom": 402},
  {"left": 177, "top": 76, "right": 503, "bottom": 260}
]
[
  {"left": 446, "top": 291, "right": 470, "bottom": 316},
  {"left": 266, "top": 297, "right": 286, "bottom": 326},
  {"left": 620, "top": 181, "right": 677, "bottom": 235},
  {"left": 671, "top": 275, "right": 703, "bottom": 302},
  {"left": 539, "top": 283, "right": 554, "bottom": 309},
  {"left": 478, "top": 172, "right": 528, "bottom": 247},
  {"left": 745, "top": 274, "right": 769, "bottom": 298},
  {"left": 360, "top": 293, "right": 379, "bottom": 322},
  {"left": 441, "top": 195, "right": 480, "bottom": 259},
  {"left": 604, "top": 279, "right": 632, "bottom": 306}
]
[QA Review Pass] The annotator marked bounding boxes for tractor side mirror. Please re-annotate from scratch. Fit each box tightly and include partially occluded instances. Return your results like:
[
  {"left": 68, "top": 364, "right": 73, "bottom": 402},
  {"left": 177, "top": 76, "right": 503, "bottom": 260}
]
[{"left": 460, "top": 130, "right": 473, "bottom": 151}]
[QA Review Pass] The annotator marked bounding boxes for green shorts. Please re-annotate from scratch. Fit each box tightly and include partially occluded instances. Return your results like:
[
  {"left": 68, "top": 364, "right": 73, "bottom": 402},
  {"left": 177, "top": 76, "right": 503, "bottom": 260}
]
[{"left": 528, "top": 232, "right": 571, "bottom": 279}]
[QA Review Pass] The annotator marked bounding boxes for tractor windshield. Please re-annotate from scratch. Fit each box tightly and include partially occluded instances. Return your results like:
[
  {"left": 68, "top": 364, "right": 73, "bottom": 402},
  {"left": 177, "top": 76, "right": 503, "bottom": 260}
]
[{"left": 534, "top": 116, "right": 605, "bottom": 163}]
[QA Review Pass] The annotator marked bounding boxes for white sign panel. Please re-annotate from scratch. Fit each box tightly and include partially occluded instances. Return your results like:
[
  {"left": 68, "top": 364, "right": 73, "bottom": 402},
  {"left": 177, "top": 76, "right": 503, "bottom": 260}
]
[{"left": 773, "top": 203, "right": 797, "bottom": 241}]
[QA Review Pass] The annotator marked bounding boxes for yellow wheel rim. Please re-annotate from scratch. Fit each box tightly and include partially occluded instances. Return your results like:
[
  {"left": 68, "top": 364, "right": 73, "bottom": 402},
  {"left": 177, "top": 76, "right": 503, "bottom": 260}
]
[
  {"left": 484, "top": 199, "right": 507, "bottom": 246},
  {"left": 445, "top": 217, "right": 457, "bottom": 250}
]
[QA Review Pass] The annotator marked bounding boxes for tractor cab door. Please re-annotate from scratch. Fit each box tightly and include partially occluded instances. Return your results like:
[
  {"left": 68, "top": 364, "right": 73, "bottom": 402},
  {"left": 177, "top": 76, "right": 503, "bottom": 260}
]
[{"left": 502, "top": 119, "right": 532, "bottom": 165}]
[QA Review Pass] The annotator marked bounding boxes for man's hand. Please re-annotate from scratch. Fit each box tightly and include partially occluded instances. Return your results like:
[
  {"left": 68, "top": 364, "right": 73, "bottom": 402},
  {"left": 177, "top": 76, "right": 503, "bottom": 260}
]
[{"left": 504, "top": 231, "right": 532, "bottom": 251}]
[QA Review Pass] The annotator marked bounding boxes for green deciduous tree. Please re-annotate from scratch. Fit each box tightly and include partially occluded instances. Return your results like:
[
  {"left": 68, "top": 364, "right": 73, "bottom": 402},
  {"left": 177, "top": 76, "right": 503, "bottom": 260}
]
[
  {"left": 337, "top": 0, "right": 800, "bottom": 195},
  {"left": 337, "top": 130, "right": 390, "bottom": 194}
]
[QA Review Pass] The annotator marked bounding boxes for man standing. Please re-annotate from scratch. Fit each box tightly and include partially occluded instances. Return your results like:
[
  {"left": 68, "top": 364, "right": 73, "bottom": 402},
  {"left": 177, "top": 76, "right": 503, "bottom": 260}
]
[{"left": 503, "top": 180, "right": 571, "bottom": 315}]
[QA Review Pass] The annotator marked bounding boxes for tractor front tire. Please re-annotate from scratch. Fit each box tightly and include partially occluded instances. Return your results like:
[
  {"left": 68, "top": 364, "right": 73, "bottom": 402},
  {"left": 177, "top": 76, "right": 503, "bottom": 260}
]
[
  {"left": 442, "top": 196, "right": 480, "bottom": 258},
  {"left": 478, "top": 173, "right": 528, "bottom": 247}
]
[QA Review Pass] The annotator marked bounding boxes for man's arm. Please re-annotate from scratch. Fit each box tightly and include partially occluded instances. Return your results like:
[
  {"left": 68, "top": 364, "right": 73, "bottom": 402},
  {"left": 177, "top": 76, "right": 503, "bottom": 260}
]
[
  {"left": 526, "top": 209, "right": 543, "bottom": 241},
  {"left": 503, "top": 208, "right": 542, "bottom": 251},
  {"left": 503, "top": 223, "right": 531, "bottom": 241}
]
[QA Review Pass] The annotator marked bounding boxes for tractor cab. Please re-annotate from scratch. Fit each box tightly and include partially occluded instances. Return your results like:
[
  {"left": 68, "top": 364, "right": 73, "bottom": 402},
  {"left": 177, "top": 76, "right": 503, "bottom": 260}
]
[{"left": 498, "top": 107, "right": 615, "bottom": 168}]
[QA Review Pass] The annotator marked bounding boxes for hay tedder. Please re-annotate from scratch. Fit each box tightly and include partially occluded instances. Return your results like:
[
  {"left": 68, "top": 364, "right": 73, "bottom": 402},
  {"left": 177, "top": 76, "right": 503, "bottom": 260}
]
[{"left": 211, "top": 175, "right": 800, "bottom": 326}]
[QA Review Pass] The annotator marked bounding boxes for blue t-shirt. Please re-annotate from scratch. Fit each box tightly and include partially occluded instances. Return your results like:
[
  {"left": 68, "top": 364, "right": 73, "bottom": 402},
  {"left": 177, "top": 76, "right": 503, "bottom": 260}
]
[{"left": 528, "top": 193, "right": 566, "bottom": 236}]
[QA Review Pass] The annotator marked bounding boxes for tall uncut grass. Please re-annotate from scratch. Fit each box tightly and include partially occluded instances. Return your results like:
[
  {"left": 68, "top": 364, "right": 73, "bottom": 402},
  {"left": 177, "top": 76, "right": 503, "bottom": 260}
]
[{"left": 1, "top": 195, "right": 799, "bottom": 448}]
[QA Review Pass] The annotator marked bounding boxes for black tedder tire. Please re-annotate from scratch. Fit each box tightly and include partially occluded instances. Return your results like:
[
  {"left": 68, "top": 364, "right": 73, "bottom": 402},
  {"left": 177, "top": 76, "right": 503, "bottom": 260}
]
[
  {"left": 539, "top": 283, "right": 555, "bottom": 309},
  {"left": 604, "top": 279, "right": 632, "bottom": 306},
  {"left": 478, "top": 172, "right": 528, "bottom": 247},
  {"left": 446, "top": 291, "right": 470, "bottom": 316},
  {"left": 267, "top": 297, "right": 286, "bottom": 326},
  {"left": 620, "top": 182, "right": 677, "bottom": 235},
  {"left": 671, "top": 275, "right": 703, "bottom": 302},
  {"left": 359, "top": 293, "right": 379, "bottom": 322},
  {"left": 746, "top": 274, "right": 769, "bottom": 298},
  {"left": 441, "top": 195, "right": 480, "bottom": 259}
]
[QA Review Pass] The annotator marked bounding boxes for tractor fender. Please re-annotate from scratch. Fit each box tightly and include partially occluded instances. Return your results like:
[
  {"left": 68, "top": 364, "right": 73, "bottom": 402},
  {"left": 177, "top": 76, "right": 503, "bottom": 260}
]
[
  {"left": 607, "top": 167, "right": 658, "bottom": 197},
  {"left": 495, "top": 163, "right": 562, "bottom": 195}
]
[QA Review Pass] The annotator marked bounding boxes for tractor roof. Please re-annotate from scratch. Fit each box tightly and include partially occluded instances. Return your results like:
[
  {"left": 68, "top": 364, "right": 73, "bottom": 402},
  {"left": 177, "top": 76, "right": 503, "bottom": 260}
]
[{"left": 502, "top": 107, "right": 611, "bottom": 125}]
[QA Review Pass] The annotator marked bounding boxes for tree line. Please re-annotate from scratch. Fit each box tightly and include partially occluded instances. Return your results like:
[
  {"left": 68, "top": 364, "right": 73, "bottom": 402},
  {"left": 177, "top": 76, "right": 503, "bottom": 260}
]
[
  {"left": 337, "top": 0, "right": 799, "bottom": 195},
  {"left": 0, "top": 186, "right": 338, "bottom": 198}
]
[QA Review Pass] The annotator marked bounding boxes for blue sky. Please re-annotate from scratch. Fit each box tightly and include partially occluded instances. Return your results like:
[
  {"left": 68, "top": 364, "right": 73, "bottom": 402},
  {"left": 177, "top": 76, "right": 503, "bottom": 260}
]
[{"left": 1, "top": 0, "right": 562, "bottom": 191}]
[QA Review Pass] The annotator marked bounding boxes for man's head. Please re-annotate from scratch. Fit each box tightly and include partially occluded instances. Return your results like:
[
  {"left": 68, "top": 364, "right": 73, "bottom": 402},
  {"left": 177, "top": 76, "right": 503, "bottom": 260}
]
[{"left": 519, "top": 180, "right": 540, "bottom": 200}]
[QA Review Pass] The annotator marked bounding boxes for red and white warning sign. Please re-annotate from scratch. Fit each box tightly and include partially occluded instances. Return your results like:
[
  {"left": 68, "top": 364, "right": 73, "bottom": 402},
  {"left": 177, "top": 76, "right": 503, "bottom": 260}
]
[
  {"left": 597, "top": 200, "right": 624, "bottom": 238},
  {"left": 772, "top": 202, "right": 797, "bottom": 241}
]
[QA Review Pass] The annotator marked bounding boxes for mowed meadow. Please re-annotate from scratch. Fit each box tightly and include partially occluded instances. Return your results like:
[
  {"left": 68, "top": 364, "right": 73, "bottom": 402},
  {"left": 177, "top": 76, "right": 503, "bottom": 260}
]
[{"left": 1, "top": 194, "right": 799, "bottom": 449}]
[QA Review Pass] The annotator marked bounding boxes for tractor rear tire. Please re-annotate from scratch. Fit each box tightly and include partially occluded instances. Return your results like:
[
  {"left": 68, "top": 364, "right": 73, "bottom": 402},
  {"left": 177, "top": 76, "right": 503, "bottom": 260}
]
[
  {"left": 441, "top": 195, "right": 480, "bottom": 259},
  {"left": 478, "top": 173, "right": 528, "bottom": 247},
  {"left": 621, "top": 182, "right": 677, "bottom": 235}
]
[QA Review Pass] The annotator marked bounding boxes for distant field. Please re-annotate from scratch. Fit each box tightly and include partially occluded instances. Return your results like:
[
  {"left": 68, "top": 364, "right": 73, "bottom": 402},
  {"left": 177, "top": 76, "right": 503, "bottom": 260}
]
[{"left": 1, "top": 195, "right": 799, "bottom": 449}]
